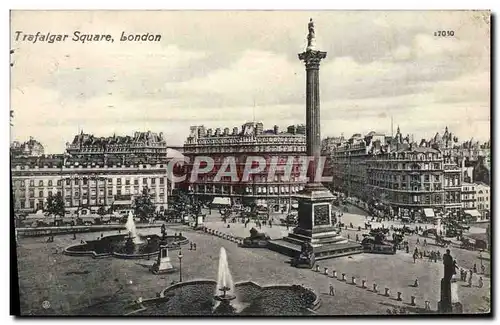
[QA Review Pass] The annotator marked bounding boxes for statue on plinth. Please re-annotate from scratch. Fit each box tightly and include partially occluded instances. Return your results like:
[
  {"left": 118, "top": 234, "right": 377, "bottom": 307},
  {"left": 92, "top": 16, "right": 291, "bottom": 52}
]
[
  {"left": 443, "top": 249, "right": 457, "bottom": 281},
  {"left": 241, "top": 227, "right": 270, "bottom": 248},
  {"left": 439, "top": 249, "right": 462, "bottom": 313},
  {"left": 291, "top": 242, "right": 315, "bottom": 268},
  {"left": 306, "top": 18, "right": 316, "bottom": 50}
]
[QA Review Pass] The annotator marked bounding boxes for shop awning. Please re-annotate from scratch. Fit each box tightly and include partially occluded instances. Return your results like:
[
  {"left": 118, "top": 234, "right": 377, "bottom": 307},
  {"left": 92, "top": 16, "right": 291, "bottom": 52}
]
[
  {"left": 423, "top": 208, "right": 435, "bottom": 217},
  {"left": 113, "top": 200, "right": 132, "bottom": 205},
  {"left": 464, "top": 209, "right": 481, "bottom": 218},
  {"left": 212, "top": 197, "right": 231, "bottom": 206}
]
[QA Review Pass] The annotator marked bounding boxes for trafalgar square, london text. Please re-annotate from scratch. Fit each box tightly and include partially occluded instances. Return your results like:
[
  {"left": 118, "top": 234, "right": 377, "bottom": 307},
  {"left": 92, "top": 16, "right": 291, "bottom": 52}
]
[{"left": 13, "top": 31, "right": 162, "bottom": 44}]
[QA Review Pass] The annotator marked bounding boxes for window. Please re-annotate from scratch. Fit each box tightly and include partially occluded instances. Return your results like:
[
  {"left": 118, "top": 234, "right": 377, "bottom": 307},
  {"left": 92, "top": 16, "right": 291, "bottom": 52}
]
[
  {"left": 38, "top": 180, "right": 43, "bottom": 186},
  {"left": 83, "top": 178, "right": 88, "bottom": 185},
  {"left": 48, "top": 191, "right": 53, "bottom": 197},
  {"left": 160, "top": 178, "right": 164, "bottom": 185},
  {"left": 30, "top": 180, "right": 35, "bottom": 186},
  {"left": 117, "top": 189, "right": 122, "bottom": 195},
  {"left": 75, "top": 179, "right": 80, "bottom": 185},
  {"left": 151, "top": 178, "right": 156, "bottom": 185},
  {"left": 107, "top": 178, "right": 113, "bottom": 184},
  {"left": 57, "top": 180, "right": 62, "bottom": 186},
  {"left": 108, "top": 189, "right": 112, "bottom": 196},
  {"left": 66, "top": 179, "right": 71, "bottom": 185},
  {"left": 134, "top": 179, "right": 139, "bottom": 185},
  {"left": 143, "top": 178, "right": 147, "bottom": 184},
  {"left": 125, "top": 179, "right": 130, "bottom": 185},
  {"left": 117, "top": 179, "right": 122, "bottom": 185},
  {"left": 424, "top": 175, "right": 430, "bottom": 182},
  {"left": 38, "top": 190, "right": 43, "bottom": 198},
  {"left": 29, "top": 190, "right": 34, "bottom": 197},
  {"left": 20, "top": 201, "right": 25, "bottom": 209}
]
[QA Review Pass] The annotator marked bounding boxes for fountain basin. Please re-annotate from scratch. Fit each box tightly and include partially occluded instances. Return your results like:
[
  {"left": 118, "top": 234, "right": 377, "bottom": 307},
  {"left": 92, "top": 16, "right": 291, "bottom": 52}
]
[
  {"left": 124, "top": 280, "right": 319, "bottom": 316},
  {"left": 63, "top": 234, "right": 189, "bottom": 259}
]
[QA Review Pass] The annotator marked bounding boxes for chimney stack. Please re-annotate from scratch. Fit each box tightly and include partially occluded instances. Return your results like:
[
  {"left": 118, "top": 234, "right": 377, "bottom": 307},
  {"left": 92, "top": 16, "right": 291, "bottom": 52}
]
[{"left": 274, "top": 125, "right": 279, "bottom": 135}]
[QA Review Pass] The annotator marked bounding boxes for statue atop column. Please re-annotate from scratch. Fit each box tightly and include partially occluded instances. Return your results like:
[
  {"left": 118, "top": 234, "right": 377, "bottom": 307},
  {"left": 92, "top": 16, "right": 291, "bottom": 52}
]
[{"left": 307, "top": 18, "right": 316, "bottom": 50}]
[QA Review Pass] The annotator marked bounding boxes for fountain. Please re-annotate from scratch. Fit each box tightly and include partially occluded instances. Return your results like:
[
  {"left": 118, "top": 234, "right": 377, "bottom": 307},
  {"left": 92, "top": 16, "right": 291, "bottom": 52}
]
[
  {"left": 114, "top": 246, "right": 319, "bottom": 316},
  {"left": 126, "top": 211, "right": 142, "bottom": 244},
  {"left": 213, "top": 247, "right": 237, "bottom": 314}
]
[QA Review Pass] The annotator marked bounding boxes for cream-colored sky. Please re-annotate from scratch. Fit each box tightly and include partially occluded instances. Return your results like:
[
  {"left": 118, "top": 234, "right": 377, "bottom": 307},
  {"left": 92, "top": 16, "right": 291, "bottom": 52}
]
[{"left": 10, "top": 10, "right": 490, "bottom": 153}]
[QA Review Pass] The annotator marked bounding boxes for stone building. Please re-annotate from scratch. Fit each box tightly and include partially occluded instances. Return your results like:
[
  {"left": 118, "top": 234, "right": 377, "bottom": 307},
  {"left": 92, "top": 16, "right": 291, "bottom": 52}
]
[
  {"left": 11, "top": 131, "right": 170, "bottom": 214},
  {"left": 475, "top": 182, "right": 490, "bottom": 220},
  {"left": 10, "top": 137, "right": 45, "bottom": 157},
  {"left": 66, "top": 130, "right": 167, "bottom": 163},
  {"left": 328, "top": 126, "right": 465, "bottom": 218},
  {"left": 181, "top": 122, "right": 307, "bottom": 212}
]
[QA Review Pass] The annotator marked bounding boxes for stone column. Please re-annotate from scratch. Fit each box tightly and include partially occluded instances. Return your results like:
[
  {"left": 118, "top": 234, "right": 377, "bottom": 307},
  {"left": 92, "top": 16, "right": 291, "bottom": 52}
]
[{"left": 299, "top": 49, "right": 326, "bottom": 186}]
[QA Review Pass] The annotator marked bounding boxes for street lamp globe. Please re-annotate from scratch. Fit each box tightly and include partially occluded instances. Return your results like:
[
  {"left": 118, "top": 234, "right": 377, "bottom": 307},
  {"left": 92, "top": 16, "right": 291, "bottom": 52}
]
[{"left": 178, "top": 250, "right": 183, "bottom": 260}]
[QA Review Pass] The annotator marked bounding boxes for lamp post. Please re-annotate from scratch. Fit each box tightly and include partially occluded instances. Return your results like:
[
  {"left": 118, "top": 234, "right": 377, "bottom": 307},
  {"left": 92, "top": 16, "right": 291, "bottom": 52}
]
[{"left": 178, "top": 250, "right": 183, "bottom": 282}]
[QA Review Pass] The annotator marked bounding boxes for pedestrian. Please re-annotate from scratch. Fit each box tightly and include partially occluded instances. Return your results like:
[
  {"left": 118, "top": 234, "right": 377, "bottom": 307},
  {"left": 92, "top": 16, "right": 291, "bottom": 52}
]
[
  {"left": 473, "top": 263, "right": 477, "bottom": 274},
  {"left": 329, "top": 283, "right": 335, "bottom": 296},
  {"left": 423, "top": 239, "right": 427, "bottom": 247},
  {"left": 481, "top": 264, "right": 485, "bottom": 275},
  {"left": 190, "top": 242, "right": 193, "bottom": 250},
  {"left": 73, "top": 233, "right": 77, "bottom": 240},
  {"left": 356, "top": 234, "right": 359, "bottom": 242},
  {"left": 468, "top": 273, "right": 473, "bottom": 287},
  {"left": 478, "top": 276, "right": 483, "bottom": 288},
  {"left": 347, "top": 234, "right": 350, "bottom": 240},
  {"left": 419, "top": 252, "right": 423, "bottom": 259},
  {"left": 193, "top": 243, "right": 197, "bottom": 251},
  {"left": 416, "top": 238, "right": 420, "bottom": 245},
  {"left": 406, "top": 246, "right": 409, "bottom": 254},
  {"left": 413, "top": 253, "right": 417, "bottom": 263}
]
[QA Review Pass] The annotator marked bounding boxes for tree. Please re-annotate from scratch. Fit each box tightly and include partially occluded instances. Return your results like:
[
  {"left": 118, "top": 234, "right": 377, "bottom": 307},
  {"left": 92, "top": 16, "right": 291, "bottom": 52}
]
[
  {"left": 134, "top": 187, "right": 156, "bottom": 222},
  {"left": 45, "top": 192, "right": 65, "bottom": 225}
]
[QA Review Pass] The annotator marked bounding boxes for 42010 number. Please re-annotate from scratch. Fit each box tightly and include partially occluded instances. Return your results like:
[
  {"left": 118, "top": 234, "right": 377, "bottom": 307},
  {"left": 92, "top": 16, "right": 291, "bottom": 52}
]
[{"left": 434, "top": 30, "right": 455, "bottom": 37}]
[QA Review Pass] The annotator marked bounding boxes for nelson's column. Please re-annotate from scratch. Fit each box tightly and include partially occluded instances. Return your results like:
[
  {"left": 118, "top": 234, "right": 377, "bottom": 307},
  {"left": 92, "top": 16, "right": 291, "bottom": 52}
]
[{"left": 268, "top": 19, "right": 363, "bottom": 261}]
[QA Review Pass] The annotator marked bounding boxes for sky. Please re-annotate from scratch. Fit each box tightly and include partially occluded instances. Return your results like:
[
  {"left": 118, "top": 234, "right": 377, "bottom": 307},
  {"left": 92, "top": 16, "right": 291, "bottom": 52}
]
[{"left": 10, "top": 10, "right": 491, "bottom": 153}]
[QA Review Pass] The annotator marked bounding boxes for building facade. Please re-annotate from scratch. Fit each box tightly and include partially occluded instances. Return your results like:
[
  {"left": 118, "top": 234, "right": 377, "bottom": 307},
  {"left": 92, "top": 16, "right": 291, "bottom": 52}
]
[
  {"left": 328, "top": 126, "right": 466, "bottom": 218},
  {"left": 10, "top": 137, "right": 45, "bottom": 157},
  {"left": 461, "top": 183, "right": 476, "bottom": 210},
  {"left": 181, "top": 122, "right": 307, "bottom": 212},
  {"left": 12, "top": 131, "right": 170, "bottom": 214},
  {"left": 66, "top": 130, "right": 167, "bottom": 162},
  {"left": 475, "top": 182, "right": 490, "bottom": 220}
]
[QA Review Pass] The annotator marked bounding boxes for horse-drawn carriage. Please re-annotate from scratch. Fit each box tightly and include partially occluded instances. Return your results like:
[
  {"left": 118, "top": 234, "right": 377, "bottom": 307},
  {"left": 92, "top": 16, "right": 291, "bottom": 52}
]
[
  {"left": 361, "top": 231, "right": 396, "bottom": 255},
  {"left": 435, "top": 235, "right": 452, "bottom": 247},
  {"left": 461, "top": 237, "right": 487, "bottom": 251}
]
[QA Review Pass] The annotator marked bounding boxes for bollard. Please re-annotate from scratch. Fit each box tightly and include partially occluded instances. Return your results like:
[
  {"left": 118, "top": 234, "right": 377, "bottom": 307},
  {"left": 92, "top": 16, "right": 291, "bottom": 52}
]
[
  {"left": 361, "top": 280, "right": 367, "bottom": 288},
  {"left": 410, "top": 296, "right": 416, "bottom": 306},
  {"left": 425, "top": 301, "right": 430, "bottom": 310},
  {"left": 352, "top": 277, "right": 356, "bottom": 285},
  {"left": 324, "top": 267, "right": 329, "bottom": 275},
  {"left": 341, "top": 273, "right": 346, "bottom": 281},
  {"left": 384, "top": 287, "right": 390, "bottom": 297},
  {"left": 332, "top": 270, "right": 337, "bottom": 278},
  {"left": 397, "top": 292, "right": 402, "bottom": 301},
  {"left": 373, "top": 283, "right": 378, "bottom": 293}
]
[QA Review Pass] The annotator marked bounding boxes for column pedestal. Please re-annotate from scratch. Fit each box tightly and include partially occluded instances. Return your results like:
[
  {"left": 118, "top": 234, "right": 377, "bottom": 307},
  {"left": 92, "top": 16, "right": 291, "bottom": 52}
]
[{"left": 268, "top": 184, "right": 362, "bottom": 260}]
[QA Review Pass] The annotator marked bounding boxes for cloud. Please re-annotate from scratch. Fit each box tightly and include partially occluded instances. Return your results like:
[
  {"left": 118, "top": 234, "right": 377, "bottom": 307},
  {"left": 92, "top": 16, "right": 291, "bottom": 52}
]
[{"left": 10, "top": 10, "right": 490, "bottom": 153}]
